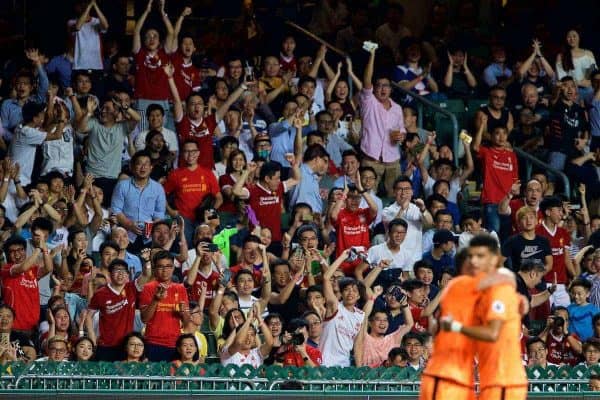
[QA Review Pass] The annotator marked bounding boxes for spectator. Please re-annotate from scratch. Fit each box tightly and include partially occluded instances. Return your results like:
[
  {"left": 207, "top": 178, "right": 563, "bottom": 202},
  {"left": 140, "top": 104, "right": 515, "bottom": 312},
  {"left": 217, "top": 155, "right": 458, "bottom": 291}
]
[
  {"left": 0, "top": 304, "right": 36, "bottom": 363},
  {"left": 516, "top": 260, "right": 556, "bottom": 314},
  {"left": 289, "top": 144, "right": 330, "bottom": 215},
  {"left": 40, "top": 336, "right": 69, "bottom": 362},
  {"left": 320, "top": 250, "right": 363, "bottom": 367},
  {"left": 394, "top": 38, "right": 439, "bottom": 99},
  {"left": 442, "top": 46, "right": 477, "bottom": 99},
  {"left": 1, "top": 49, "right": 50, "bottom": 141},
  {"left": 359, "top": 46, "right": 405, "bottom": 197},
  {"left": 72, "top": 336, "right": 95, "bottom": 362},
  {"left": 88, "top": 258, "right": 151, "bottom": 361},
  {"left": 122, "top": 332, "right": 147, "bottom": 362},
  {"left": 422, "top": 229, "right": 456, "bottom": 285},
  {"left": 355, "top": 285, "right": 413, "bottom": 367},
  {"left": 133, "top": 104, "right": 179, "bottom": 158},
  {"left": 590, "top": 375, "right": 600, "bottom": 391},
  {"left": 483, "top": 44, "right": 513, "bottom": 88},
  {"left": 515, "top": 39, "right": 555, "bottom": 101},
  {"left": 538, "top": 307, "right": 582, "bottom": 366},
  {"left": 374, "top": 4, "right": 411, "bottom": 62},
  {"left": 1, "top": 235, "right": 53, "bottom": 336},
  {"left": 537, "top": 196, "right": 577, "bottom": 307},
  {"left": 104, "top": 53, "right": 134, "bottom": 97},
  {"left": 579, "top": 340, "right": 600, "bottom": 368},
  {"left": 139, "top": 250, "right": 190, "bottom": 361},
  {"left": 303, "top": 310, "right": 323, "bottom": 349},
  {"left": 75, "top": 94, "right": 141, "bottom": 203},
  {"left": 473, "top": 115, "right": 518, "bottom": 234},
  {"left": 220, "top": 304, "right": 273, "bottom": 368},
  {"left": 474, "top": 86, "right": 514, "bottom": 139},
  {"left": 556, "top": 29, "right": 597, "bottom": 104},
  {"left": 422, "top": 209, "right": 455, "bottom": 255},
  {"left": 527, "top": 337, "right": 557, "bottom": 369},
  {"left": 567, "top": 279, "right": 600, "bottom": 341},
  {"left": 110, "top": 151, "right": 166, "bottom": 250},
  {"left": 402, "top": 279, "right": 432, "bottom": 334},
  {"left": 499, "top": 179, "right": 545, "bottom": 234},
  {"left": 402, "top": 332, "right": 426, "bottom": 370},
  {"left": 384, "top": 347, "right": 409, "bottom": 368},
  {"left": 382, "top": 177, "right": 432, "bottom": 266},
  {"left": 458, "top": 210, "right": 499, "bottom": 251},
  {"left": 279, "top": 318, "right": 322, "bottom": 367},
  {"left": 172, "top": 333, "right": 202, "bottom": 369}
]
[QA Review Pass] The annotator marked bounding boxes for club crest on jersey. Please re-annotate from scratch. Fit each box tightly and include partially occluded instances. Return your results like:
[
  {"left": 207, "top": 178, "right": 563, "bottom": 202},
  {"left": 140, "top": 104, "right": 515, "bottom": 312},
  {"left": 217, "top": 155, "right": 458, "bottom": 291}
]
[{"left": 492, "top": 300, "right": 505, "bottom": 314}]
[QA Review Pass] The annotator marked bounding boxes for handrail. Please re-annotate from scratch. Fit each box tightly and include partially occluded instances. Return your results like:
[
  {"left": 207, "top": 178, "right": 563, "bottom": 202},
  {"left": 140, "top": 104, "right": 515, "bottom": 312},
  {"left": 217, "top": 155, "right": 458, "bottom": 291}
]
[
  {"left": 391, "top": 82, "right": 460, "bottom": 167},
  {"left": 513, "top": 147, "right": 571, "bottom": 197}
]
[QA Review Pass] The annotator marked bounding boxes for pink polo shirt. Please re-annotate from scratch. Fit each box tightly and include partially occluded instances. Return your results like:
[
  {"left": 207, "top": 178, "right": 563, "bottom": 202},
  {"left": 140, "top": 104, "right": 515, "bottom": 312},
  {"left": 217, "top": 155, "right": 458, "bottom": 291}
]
[{"left": 359, "top": 88, "right": 404, "bottom": 163}]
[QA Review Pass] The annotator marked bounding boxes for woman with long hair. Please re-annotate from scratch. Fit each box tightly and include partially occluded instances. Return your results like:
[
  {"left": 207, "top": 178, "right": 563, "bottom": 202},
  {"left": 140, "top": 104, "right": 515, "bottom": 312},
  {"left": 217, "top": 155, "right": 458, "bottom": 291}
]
[
  {"left": 143, "top": 130, "right": 174, "bottom": 182},
  {"left": 556, "top": 29, "right": 597, "bottom": 102},
  {"left": 121, "top": 332, "right": 147, "bottom": 363},
  {"left": 219, "top": 149, "right": 253, "bottom": 213}
]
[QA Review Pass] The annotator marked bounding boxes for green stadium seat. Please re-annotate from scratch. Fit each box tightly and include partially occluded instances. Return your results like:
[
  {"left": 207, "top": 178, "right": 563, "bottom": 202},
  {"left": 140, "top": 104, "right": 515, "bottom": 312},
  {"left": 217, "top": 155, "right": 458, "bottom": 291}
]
[
  {"left": 435, "top": 99, "right": 466, "bottom": 114},
  {"left": 570, "top": 364, "right": 590, "bottom": 379}
]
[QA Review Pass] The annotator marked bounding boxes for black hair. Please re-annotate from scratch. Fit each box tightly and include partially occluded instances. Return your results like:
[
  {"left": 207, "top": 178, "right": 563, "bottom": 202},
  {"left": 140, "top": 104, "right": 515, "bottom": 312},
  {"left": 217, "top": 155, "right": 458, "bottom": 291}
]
[
  {"left": 225, "top": 149, "right": 247, "bottom": 174},
  {"left": 341, "top": 149, "right": 359, "bottom": 162},
  {"left": 259, "top": 161, "right": 282, "bottom": 181},
  {"left": 145, "top": 103, "right": 165, "bottom": 117},
  {"left": 460, "top": 210, "right": 482, "bottom": 226},
  {"left": 130, "top": 150, "right": 152, "bottom": 166},
  {"left": 175, "top": 333, "right": 200, "bottom": 361},
  {"left": 358, "top": 166, "right": 377, "bottom": 179},
  {"left": 401, "top": 332, "right": 424, "bottom": 346},
  {"left": 100, "top": 240, "right": 120, "bottom": 255},
  {"left": 31, "top": 217, "right": 54, "bottom": 234},
  {"left": 303, "top": 144, "right": 329, "bottom": 163},
  {"left": 222, "top": 308, "right": 246, "bottom": 340},
  {"left": 388, "top": 218, "right": 408, "bottom": 232},
  {"left": 68, "top": 227, "right": 86, "bottom": 243},
  {"left": 152, "top": 250, "right": 174, "bottom": 266},
  {"left": 22, "top": 102, "right": 46, "bottom": 124},
  {"left": 235, "top": 269, "right": 254, "bottom": 285},
  {"left": 526, "top": 337, "right": 547, "bottom": 352},
  {"left": 4, "top": 235, "right": 27, "bottom": 259},
  {"left": 108, "top": 259, "right": 128, "bottom": 273},
  {"left": 305, "top": 285, "right": 323, "bottom": 300},
  {"left": 569, "top": 278, "right": 592, "bottom": 292},
  {"left": 306, "top": 131, "right": 324, "bottom": 143},
  {"left": 401, "top": 279, "right": 426, "bottom": 292},
  {"left": 338, "top": 277, "right": 358, "bottom": 293},
  {"left": 388, "top": 346, "right": 409, "bottom": 361},
  {"left": 539, "top": 196, "right": 563, "bottom": 213},
  {"left": 434, "top": 209, "right": 453, "bottom": 222},
  {"left": 0, "top": 304, "right": 16, "bottom": 319},
  {"left": 425, "top": 194, "right": 448, "bottom": 209},
  {"left": 468, "top": 234, "right": 500, "bottom": 254},
  {"left": 121, "top": 331, "right": 146, "bottom": 361},
  {"left": 519, "top": 259, "right": 546, "bottom": 273},
  {"left": 219, "top": 135, "right": 239, "bottom": 149},
  {"left": 315, "top": 110, "right": 332, "bottom": 121},
  {"left": 298, "top": 76, "right": 317, "bottom": 88},
  {"left": 73, "top": 336, "right": 96, "bottom": 361},
  {"left": 393, "top": 176, "right": 412, "bottom": 189},
  {"left": 265, "top": 312, "right": 283, "bottom": 325},
  {"left": 414, "top": 260, "right": 433, "bottom": 274}
]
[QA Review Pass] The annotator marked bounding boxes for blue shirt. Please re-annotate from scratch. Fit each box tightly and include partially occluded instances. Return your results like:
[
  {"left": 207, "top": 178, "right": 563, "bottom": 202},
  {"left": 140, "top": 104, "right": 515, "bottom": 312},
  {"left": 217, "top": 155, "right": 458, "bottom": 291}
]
[
  {"left": 590, "top": 99, "right": 600, "bottom": 138},
  {"left": 483, "top": 63, "right": 512, "bottom": 87},
  {"left": 45, "top": 55, "right": 73, "bottom": 88},
  {"left": 324, "top": 133, "right": 353, "bottom": 167},
  {"left": 125, "top": 251, "right": 143, "bottom": 275},
  {"left": 269, "top": 120, "right": 296, "bottom": 168},
  {"left": 567, "top": 303, "right": 600, "bottom": 341},
  {"left": 1, "top": 65, "right": 49, "bottom": 140},
  {"left": 290, "top": 163, "right": 323, "bottom": 213},
  {"left": 110, "top": 178, "right": 166, "bottom": 239},
  {"left": 422, "top": 251, "right": 455, "bottom": 285}
]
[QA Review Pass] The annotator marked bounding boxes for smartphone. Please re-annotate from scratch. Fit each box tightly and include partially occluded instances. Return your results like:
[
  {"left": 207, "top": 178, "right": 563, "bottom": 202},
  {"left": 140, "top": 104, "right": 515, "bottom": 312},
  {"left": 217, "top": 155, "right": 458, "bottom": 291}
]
[
  {"left": 301, "top": 214, "right": 313, "bottom": 222},
  {"left": 569, "top": 204, "right": 581, "bottom": 210},
  {"left": 0, "top": 333, "right": 9, "bottom": 347}
]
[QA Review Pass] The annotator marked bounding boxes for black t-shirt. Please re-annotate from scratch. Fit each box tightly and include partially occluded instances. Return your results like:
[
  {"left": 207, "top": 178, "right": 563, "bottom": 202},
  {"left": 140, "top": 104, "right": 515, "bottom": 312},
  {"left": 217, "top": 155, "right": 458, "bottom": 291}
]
[
  {"left": 546, "top": 100, "right": 587, "bottom": 153},
  {"left": 268, "top": 284, "right": 302, "bottom": 322},
  {"left": 7, "top": 331, "right": 35, "bottom": 361},
  {"left": 515, "top": 273, "right": 532, "bottom": 327},
  {"left": 501, "top": 234, "right": 551, "bottom": 272}
]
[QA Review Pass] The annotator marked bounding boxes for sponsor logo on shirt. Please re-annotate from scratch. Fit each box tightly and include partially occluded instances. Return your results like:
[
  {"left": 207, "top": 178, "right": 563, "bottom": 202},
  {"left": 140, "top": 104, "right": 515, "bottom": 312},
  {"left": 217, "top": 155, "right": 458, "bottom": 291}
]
[{"left": 520, "top": 246, "right": 543, "bottom": 259}]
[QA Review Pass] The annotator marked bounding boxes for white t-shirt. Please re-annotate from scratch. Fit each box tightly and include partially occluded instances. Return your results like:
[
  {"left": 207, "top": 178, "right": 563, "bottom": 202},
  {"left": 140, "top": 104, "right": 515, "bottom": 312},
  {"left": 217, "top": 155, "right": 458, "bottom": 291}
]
[
  {"left": 134, "top": 127, "right": 179, "bottom": 155},
  {"left": 319, "top": 302, "right": 364, "bottom": 367},
  {"left": 220, "top": 346, "right": 264, "bottom": 368},
  {"left": 9, "top": 125, "right": 47, "bottom": 186},
  {"left": 68, "top": 17, "right": 105, "bottom": 70},
  {"left": 382, "top": 203, "right": 424, "bottom": 266},
  {"left": 423, "top": 176, "right": 462, "bottom": 203},
  {"left": 367, "top": 242, "right": 413, "bottom": 272},
  {"left": 41, "top": 125, "right": 75, "bottom": 176}
]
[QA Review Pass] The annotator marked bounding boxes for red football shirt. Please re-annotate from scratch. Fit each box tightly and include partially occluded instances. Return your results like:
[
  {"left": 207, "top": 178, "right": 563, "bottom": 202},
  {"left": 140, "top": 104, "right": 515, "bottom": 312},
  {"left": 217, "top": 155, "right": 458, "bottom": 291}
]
[
  {"left": 170, "top": 52, "right": 201, "bottom": 101},
  {"left": 134, "top": 48, "right": 171, "bottom": 100},
  {"left": 139, "top": 280, "right": 189, "bottom": 348},
  {"left": 248, "top": 182, "right": 285, "bottom": 241},
  {"left": 477, "top": 146, "right": 519, "bottom": 204},
  {"left": 409, "top": 303, "right": 429, "bottom": 333},
  {"left": 283, "top": 346, "right": 322, "bottom": 366},
  {"left": 536, "top": 222, "right": 571, "bottom": 284},
  {"left": 88, "top": 281, "right": 139, "bottom": 347},
  {"left": 184, "top": 268, "right": 220, "bottom": 306},
  {"left": 332, "top": 208, "right": 374, "bottom": 257},
  {"left": 176, "top": 114, "right": 217, "bottom": 170},
  {"left": 546, "top": 332, "right": 580, "bottom": 366},
  {"left": 1, "top": 264, "right": 40, "bottom": 330},
  {"left": 219, "top": 174, "right": 246, "bottom": 213},
  {"left": 164, "top": 166, "right": 219, "bottom": 220}
]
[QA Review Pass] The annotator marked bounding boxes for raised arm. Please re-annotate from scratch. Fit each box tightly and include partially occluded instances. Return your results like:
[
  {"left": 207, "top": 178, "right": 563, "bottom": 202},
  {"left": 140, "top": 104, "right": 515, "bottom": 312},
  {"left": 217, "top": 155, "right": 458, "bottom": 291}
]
[
  {"left": 215, "top": 83, "right": 247, "bottom": 123},
  {"left": 472, "top": 113, "right": 487, "bottom": 153},
  {"left": 363, "top": 47, "right": 376, "bottom": 90},
  {"left": 325, "top": 62, "right": 342, "bottom": 102},
  {"left": 163, "top": 63, "right": 183, "bottom": 122},
  {"left": 232, "top": 162, "right": 255, "bottom": 197},
  {"left": 92, "top": 0, "right": 109, "bottom": 31},
  {"left": 133, "top": 0, "right": 153, "bottom": 54},
  {"left": 354, "top": 285, "right": 381, "bottom": 366},
  {"left": 74, "top": 1, "right": 93, "bottom": 31},
  {"left": 75, "top": 97, "right": 98, "bottom": 133},
  {"left": 171, "top": 6, "right": 192, "bottom": 51},
  {"left": 346, "top": 57, "right": 363, "bottom": 92},
  {"left": 498, "top": 181, "right": 521, "bottom": 216},
  {"left": 159, "top": 0, "right": 176, "bottom": 54},
  {"left": 308, "top": 45, "right": 327, "bottom": 79},
  {"left": 457, "top": 136, "right": 474, "bottom": 185},
  {"left": 322, "top": 250, "right": 350, "bottom": 318}
]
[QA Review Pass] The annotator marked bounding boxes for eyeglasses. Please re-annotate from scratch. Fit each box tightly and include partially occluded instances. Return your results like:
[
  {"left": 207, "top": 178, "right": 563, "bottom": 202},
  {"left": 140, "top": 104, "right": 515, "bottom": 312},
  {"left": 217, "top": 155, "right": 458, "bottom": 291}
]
[
  {"left": 112, "top": 269, "right": 128, "bottom": 275},
  {"left": 53, "top": 207, "right": 69, "bottom": 212},
  {"left": 396, "top": 186, "right": 413, "bottom": 192},
  {"left": 154, "top": 264, "right": 174, "bottom": 270},
  {"left": 128, "top": 343, "right": 144, "bottom": 348},
  {"left": 318, "top": 119, "right": 334, "bottom": 124},
  {"left": 183, "top": 150, "right": 200, "bottom": 154},
  {"left": 48, "top": 347, "right": 67, "bottom": 354},
  {"left": 491, "top": 95, "right": 506, "bottom": 100},
  {"left": 375, "top": 83, "right": 391, "bottom": 88}
]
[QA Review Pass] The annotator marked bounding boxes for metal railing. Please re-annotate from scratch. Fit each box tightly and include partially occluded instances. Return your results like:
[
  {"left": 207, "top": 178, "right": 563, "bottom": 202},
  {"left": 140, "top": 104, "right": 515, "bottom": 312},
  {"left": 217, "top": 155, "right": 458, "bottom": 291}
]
[
  {"left": 513, "top": 147, "right": 571, "bottom": 197},
  {"left": 391, "top": 83, "right": 460, "bottom": 167}
]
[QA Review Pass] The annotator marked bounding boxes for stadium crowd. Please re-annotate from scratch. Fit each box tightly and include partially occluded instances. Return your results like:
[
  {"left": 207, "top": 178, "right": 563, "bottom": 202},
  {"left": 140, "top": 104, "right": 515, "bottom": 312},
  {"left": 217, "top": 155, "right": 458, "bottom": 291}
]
[{"left": 0, "top": 0, "right": 599, "bottom": 390}]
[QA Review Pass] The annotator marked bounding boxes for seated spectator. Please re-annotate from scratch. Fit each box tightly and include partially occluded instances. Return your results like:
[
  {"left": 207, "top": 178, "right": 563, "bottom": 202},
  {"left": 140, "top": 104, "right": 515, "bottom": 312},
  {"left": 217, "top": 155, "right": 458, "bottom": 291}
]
[
  {"left": 422, "top": 229, "right": 456, "bottom": 285},
  {"left": 38, "top": 336, "right": 69, "bottom": 362},
  {"left": 0, "top": 304, "right": 36, "bottom": 363},
  {"left": 172, "top": 333, "right": 202, "bottom": 369},
  {"left": 458, "top": 210, "right": 499, "bottom": 251},
  {"left": 384, "top": 347, "right": 409, "bottom": 368},
  {"left": 589, "top": 374, "right": 600, "bottom": 391},
  {"left": 539, "top": 307, "right": 582, "bottom": 366},
  {"left": 122, "top": 332, "right": 147, "bottom": 363},
  {"left": 527, "top": 337, "right": 557, "bottom": 370},
  {"left": 515, "top": 39, "right": 554, "bottom": 101},
  {"left": 302, "top": 310, "right": 323, "bottom": 349},
  {"left": 394, "top": 38, "right": 439, "bottom": 99},
  {"left": 220, "top": 305, "right": 273, "bottom": 368},
  {"left": 579, "top": 340, "right": 600, "bottom": 369},
  {"left": 72, "top": 337, "right": 95, "bottom": 362},
  {"left": 483, "top": 44, "right": 513, "bottom": 88},
  {"left": 556, "top": 29, "right": 597, "bottom": 104},
  {"left": 414, "top": 261, "right": 439, "bottom": 300},
  {"left": 442, "top": 45, "right": 477, "bottom": 99},
  {"left": 422, "top": 209, "right": 455, "bottom": 255},
  {"left": 401, "top": 332, "right": 426, "bottom": 370},
  {"left": 474, "top": 86, "right": 514, "bottom": 141},
  {"left": 278, "top": 318, "right": 322, "bottom": 367},
  {"left": 402, "top": 279, "right": 432, "bottom": 334}
]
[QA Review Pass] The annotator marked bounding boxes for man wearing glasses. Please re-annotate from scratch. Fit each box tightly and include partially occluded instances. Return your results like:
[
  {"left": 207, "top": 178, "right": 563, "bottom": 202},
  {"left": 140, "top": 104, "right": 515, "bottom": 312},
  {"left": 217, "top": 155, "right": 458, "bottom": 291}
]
[
  {"left": 139, "top": 251, "right": 190, "bottom": 361},
  {"left": 88, "top": 258, "right": 152, "bottom": 361},
  {"left": 359, "top": 46, "right": 405, "bottom": 197}
]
